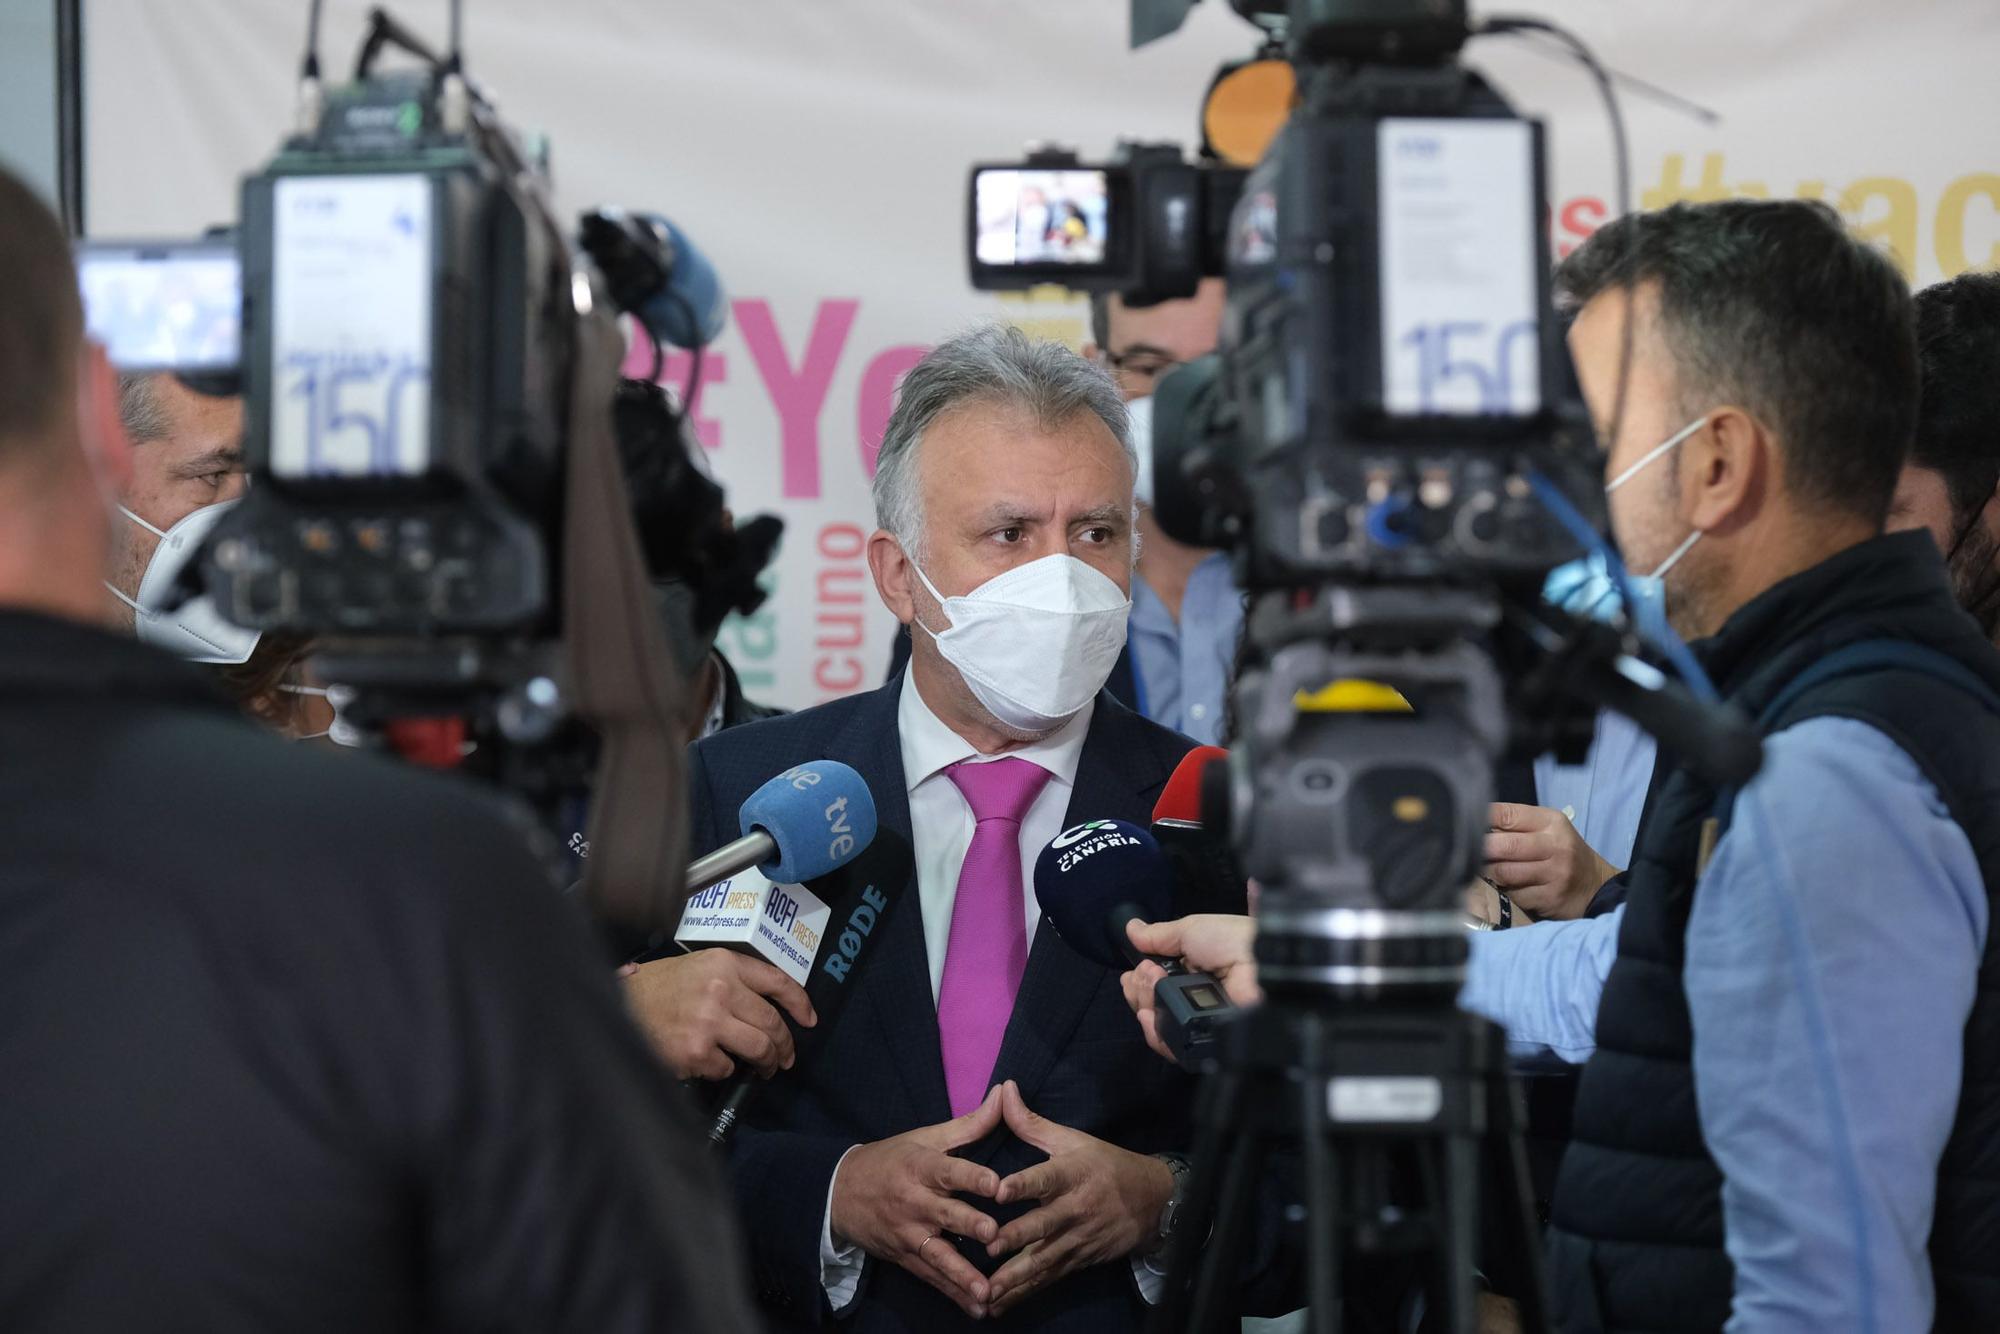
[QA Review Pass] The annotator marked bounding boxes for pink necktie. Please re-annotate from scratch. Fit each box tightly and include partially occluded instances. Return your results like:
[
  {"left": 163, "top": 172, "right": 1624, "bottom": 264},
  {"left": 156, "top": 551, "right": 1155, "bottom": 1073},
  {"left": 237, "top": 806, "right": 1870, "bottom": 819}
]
[{"left": 937, "top": 757, "right": 1052, "bottom": 1117}]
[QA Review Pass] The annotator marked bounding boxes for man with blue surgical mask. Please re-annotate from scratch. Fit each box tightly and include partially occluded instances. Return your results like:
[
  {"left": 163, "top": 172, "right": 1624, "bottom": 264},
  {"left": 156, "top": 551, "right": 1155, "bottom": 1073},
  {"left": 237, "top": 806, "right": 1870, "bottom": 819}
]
[
  {"left": 1513, "top": 268, "right": 2000, "bottom": 925},
  {"left": 1126, "top": 200, "right": 2000, "bottom": 1333},
  {"left": 1472, "top": 203, "right": 2000, "bottom": 1332},
  {"left": 678, "top": 326, "right": 1292, "bottom": 1332}
]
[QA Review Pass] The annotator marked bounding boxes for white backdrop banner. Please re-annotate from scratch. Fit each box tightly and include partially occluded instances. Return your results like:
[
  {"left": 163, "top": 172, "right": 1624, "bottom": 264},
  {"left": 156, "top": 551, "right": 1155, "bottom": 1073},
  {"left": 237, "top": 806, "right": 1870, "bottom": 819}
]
[{"left": 84, "top": 0, "right": 2000, "bottom": 709}]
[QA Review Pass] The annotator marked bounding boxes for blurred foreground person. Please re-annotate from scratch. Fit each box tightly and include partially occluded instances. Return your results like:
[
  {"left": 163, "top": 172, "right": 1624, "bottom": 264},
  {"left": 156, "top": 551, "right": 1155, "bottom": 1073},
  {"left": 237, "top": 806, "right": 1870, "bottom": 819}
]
[{"left": 0, "top": 165, "right": 755, "bottom": 1333}]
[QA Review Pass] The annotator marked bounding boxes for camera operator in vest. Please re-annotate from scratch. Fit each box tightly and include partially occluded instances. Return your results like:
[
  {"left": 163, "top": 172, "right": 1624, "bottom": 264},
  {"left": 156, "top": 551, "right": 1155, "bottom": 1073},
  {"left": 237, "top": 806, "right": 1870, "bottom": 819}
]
[
  {"left": 1434, "top": 196, "right": 2000, "bottom": 1332},
  {"left": 1504, "top": 268, "right": 2000, "bottom": 931},
  {"left": 1129, "top": 198, "right": 2000, "bottom": 1332},
  {"left": 1475, "top": 260, "right": 2000, "bottom": 1270}
]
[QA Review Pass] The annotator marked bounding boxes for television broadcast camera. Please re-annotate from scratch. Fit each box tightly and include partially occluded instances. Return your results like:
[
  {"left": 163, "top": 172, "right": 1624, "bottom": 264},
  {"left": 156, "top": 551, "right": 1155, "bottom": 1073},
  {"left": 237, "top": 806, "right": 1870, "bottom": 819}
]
[
  {"left": 969, "top": 2, "right": 1761, "bottom": 1331},
  {"left": 80, "top": 3, "right": 779, "bottom": 933}
]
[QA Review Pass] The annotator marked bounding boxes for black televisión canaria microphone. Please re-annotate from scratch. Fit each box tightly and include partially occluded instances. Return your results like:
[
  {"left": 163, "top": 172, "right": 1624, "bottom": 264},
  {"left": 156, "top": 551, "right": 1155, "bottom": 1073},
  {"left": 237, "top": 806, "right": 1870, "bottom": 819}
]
[{"left": 1035, "top": 818, "right": 1234, "bottom": 1066}]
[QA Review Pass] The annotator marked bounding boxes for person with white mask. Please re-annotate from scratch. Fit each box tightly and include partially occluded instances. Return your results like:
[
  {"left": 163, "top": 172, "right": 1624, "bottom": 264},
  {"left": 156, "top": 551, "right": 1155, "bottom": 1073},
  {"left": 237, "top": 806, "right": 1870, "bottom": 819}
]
[
  {"left": 663, "top": 326, "right": 1291, "bottom": 1332},
  {"left": 104, "top": 371, "right": 250, "bottom": 654},
  {"left": 104, "top": 372, "right": 341, "bottom": 739}
]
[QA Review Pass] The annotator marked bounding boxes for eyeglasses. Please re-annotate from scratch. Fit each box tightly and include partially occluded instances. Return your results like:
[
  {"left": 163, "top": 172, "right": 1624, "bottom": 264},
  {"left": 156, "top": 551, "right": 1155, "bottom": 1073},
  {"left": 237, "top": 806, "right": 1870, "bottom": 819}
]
[{"left": 1104, "top": 347, "right": 1183, "bottom": 385}]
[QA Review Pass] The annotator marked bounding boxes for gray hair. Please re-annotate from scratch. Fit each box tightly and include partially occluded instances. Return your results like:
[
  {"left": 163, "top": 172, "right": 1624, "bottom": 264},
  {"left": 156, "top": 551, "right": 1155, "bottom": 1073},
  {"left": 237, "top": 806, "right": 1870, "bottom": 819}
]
[
  {"left": 117, "top": 373, "right": 172, "bottom": 444},
  {"left": 872, "top": 324, "right": 1133, "bottom": 554}
]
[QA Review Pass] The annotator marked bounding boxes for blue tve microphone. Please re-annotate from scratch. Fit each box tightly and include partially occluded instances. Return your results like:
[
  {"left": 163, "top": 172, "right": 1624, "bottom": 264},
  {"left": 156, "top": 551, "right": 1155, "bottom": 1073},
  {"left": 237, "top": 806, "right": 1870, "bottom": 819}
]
[
  {"left": 1035, "top": 819, "right": 1233, "bottom": 1066},
  {"left": 632, "top": 212, "right": 727, "bottom": 349},
  {"left": 697, "top": 760, "right": 892, "bottom": 1147},
  {"left": 684, "top": 760, "right": 879, "bottom": 894}
]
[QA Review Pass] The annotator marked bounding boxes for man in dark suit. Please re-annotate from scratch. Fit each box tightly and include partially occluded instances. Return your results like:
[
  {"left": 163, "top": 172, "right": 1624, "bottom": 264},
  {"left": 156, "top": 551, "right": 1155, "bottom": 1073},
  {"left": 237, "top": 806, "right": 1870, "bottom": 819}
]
[{"left": 688, "top": 325, "right": 1203, "bottom": 1331}]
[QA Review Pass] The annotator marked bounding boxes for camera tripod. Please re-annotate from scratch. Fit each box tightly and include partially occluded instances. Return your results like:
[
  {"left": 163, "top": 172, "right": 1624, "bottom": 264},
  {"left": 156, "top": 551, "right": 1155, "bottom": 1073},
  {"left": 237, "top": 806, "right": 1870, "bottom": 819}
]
[
  {"left": 1150, "top": 589, "right": 1557, "bottom": 1334},
  {"left": 1150, "top": 950, "right": 1548, "bottom": 1334}
]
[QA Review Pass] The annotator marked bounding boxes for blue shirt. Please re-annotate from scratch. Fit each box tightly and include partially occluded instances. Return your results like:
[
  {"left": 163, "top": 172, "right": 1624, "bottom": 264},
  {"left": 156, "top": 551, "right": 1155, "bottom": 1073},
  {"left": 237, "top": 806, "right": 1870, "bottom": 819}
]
[
  {"left": 1127, "top": 553, "right": 1245, "bottom": 747},
  {"left": 1533, "top": 708, "right": 1657, "bottom": 870},
  {"left": 1461, "top": 716, "right": 1988, "bottom": 1331}
]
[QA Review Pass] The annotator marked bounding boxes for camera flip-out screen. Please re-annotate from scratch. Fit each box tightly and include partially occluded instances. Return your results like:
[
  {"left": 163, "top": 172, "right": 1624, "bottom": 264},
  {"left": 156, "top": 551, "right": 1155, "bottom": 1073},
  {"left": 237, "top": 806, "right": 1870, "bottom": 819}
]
[
  {"left": 76, "top": 241, "right": 241, "bottom": 374},
  {"left": 1376, "top": 118, "right": 1543, "bottom": 419},
  {"left": 270, "top": 173, "right": 436, "bottom": 480},
  {"left": 972, "top": 167, "right": 1113, "bottom": 269}
]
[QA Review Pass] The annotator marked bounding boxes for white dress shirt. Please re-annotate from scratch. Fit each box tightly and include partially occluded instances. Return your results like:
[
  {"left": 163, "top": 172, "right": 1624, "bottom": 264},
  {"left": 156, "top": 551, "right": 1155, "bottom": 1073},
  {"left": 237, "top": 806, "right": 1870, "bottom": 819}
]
[
  {"left": 899, "top": 668, "right": 1093, "bottom": 998},
  {"left": 818, "top": 671, "right": 1095, "bottom": 1311}
]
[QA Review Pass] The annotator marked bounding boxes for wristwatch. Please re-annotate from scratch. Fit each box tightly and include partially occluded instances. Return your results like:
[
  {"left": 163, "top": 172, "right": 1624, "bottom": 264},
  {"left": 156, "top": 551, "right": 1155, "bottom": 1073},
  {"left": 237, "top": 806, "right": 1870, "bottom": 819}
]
[
  {"left": 1149, "top": 1153, "right": 1195, "bottom": 1255},
  {"left": 1462, "top": 882, "right": 1515, "bottom": 932}
]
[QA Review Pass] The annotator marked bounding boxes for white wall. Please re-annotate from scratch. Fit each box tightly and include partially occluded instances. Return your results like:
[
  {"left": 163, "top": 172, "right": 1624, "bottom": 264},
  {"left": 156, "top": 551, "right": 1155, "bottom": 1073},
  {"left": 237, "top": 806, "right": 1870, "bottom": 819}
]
[
  {"left": 83, "top": 0, "right": 2000, "bottom": 708},
  {"left": 0, "top": 0, "right": 62, "bottom": 208}
]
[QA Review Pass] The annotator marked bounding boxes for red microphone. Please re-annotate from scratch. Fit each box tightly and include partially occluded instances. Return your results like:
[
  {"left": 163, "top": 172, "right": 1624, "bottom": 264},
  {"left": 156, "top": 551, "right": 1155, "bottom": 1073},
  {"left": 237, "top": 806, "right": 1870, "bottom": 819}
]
[
  {"left": 1153, "top": 744, "right": 1228, "bottom": 825},
  {"left": 1150, "top": 746, "right": 1247, "bottom": 916}
]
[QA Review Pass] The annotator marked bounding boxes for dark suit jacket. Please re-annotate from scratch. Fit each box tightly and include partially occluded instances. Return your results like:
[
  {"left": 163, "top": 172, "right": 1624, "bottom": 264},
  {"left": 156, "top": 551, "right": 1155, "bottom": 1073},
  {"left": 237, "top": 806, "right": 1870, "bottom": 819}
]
[
  {"left": 686, "top": 679, "right": 1195, "bottom": 1332},
  {"left": 716, "top": 650, "right": 786, "bottom": 730}
]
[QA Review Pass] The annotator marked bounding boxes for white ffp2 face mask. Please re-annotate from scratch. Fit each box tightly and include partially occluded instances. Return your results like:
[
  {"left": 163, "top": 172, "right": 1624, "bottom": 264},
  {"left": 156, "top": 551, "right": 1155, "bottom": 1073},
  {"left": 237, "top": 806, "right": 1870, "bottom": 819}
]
[
  {"left": 106, "top": 497, "right": 261, "bottom": 665},
  {"left": 281, "top": 683, "right": 362, "bottom": 746},
  {"left": 910, "top": 552, "right": 1131, "bottom": 735}
]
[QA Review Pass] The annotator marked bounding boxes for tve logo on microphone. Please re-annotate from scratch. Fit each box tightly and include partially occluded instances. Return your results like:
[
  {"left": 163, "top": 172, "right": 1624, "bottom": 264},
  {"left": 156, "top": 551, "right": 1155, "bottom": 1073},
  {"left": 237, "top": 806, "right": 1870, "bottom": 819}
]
[
  {"left": 773, "top": 763, "right": 864, "bottom": 866},
  {"left": 676, "top": 867, "right": 833, "bottom": 986}
]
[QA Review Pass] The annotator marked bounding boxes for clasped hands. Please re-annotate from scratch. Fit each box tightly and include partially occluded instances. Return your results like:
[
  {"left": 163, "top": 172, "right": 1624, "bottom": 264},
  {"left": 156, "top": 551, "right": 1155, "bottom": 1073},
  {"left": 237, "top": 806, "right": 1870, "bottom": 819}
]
[{"left": 829, "top": 1080, "right": 1175, "bottom": 1319}]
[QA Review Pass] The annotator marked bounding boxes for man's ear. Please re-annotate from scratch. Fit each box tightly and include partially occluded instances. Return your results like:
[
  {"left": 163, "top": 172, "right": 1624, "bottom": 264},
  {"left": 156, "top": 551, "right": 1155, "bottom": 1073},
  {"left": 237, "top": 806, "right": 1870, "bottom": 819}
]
[
  {"left": 1685, "top": 405, "right": 1768, "bottom": 536},
  {"left": 77, "top": 344, "right": 134, "bottom": 494},
  {"left": 867, "top": 529, "right": 915, "bottom": 626}
]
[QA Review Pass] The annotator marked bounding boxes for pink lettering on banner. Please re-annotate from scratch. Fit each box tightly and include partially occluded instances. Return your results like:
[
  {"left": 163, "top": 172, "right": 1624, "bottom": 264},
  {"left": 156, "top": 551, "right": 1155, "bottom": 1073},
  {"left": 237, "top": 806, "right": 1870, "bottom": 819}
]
[
  {"left": 857, "top": 345, "right": 930, "bottom": 477},
  {"left": 818, "top": 522, "right": 867, "bottom": 563},
  {"left": 737, "top": 298, "right": 859, "bottom": 500},
  {"left": 814, "top": 521, "right": 870, "bottom": 699},
  {"left": 1556, "top": 197, "right": 1608, "bottom": 258}
]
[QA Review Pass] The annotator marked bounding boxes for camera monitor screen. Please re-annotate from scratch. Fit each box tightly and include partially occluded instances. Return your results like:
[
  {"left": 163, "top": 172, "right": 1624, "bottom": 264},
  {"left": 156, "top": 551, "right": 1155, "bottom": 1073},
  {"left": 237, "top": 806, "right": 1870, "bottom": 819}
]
[
  {"left": 974, "top": 168, "right": 1111, "bottom": 267},
  {"left": 270, "top": 172, "right": 435, "bottom": 480},
  {"left": 76, "top": 242, "right": 240, "bottom": 374},
  {"left": 1376, "top": 118, "right": 1544, "bottom": 419}
]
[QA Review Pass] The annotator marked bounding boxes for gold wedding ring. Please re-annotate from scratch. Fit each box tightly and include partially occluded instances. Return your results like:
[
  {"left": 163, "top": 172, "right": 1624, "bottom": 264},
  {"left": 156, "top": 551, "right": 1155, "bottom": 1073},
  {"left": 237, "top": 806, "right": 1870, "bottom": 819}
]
[{"left": 918, "top": 1233, "right": 939, "bottom": 1263}]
